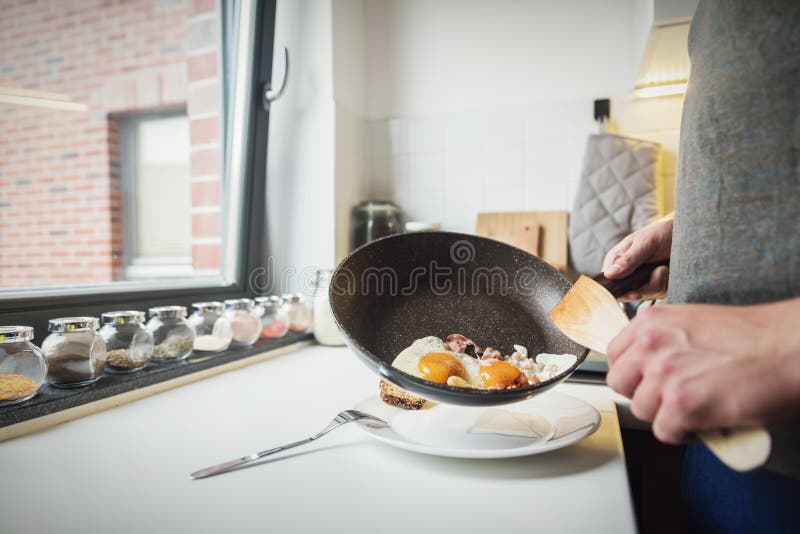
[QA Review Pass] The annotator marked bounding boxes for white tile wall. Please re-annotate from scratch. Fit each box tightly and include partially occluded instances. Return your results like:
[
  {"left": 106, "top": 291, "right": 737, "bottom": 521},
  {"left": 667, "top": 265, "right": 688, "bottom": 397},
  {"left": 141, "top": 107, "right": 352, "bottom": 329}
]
[{"left": 366, "top": 95, "right": 684, "bottom": 235}]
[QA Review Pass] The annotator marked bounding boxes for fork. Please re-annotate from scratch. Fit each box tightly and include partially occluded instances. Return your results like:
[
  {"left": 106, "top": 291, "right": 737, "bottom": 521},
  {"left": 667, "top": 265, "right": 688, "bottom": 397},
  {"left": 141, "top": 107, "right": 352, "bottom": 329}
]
[{"left": 190, "top": 410, "right": 388, "bottom": 479}]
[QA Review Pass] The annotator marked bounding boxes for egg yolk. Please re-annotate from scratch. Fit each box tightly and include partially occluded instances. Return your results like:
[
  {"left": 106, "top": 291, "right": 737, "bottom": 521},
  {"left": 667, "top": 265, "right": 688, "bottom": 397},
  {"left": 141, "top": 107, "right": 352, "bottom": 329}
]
[
  {"left": 479, "top": 359, "right": 526, "bottom": 389},
  {"left": 418, "top": 353, "right": 467, "bottom": 384}
]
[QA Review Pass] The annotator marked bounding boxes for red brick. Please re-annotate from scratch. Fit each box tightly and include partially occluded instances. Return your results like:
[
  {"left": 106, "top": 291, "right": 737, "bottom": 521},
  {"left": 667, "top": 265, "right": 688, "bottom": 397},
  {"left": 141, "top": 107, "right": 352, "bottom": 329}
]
[
  {"left": 188, "top": 52, "right": 217, "bottom": 81},
  {"left": 191, "top": 148, "right": 220, "bottom": 176},
  {"left": 188, "top": 82, "right": 220, "bottom": 116},
  {"left": 190, "top": 116, "right": 219, "bottom": 144},
  {"left": 191, "top": 212, "right": 220, "bottom": 238},
  {"left": 190, "top": 0, "right": 216, "bottom": 16},
  {"left": 191, "top": 181, "right": 221, "bottom": 206},
  {"left": 192, "top": 243, "right": 220, "bottom": 270}
]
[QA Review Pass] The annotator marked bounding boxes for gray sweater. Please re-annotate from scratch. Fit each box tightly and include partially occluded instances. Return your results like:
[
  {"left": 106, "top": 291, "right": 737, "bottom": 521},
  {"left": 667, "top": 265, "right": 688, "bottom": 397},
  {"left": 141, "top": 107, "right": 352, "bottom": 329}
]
[{"left": 670, "top": 0, "right": 799, "bottom": 477}]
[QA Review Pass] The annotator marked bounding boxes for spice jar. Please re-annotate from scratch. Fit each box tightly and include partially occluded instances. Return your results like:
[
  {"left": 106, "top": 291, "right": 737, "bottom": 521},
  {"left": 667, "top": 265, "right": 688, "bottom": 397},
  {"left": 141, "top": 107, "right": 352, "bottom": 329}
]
[
  {"left": 312, "top": 269, "right": 346, "bottom": 346},
  {"left": 188, "top": 302, "right": 232, "bottom": 353},
  {"left": 223, "top": 298, "right": 261, "bottom": 347},
  {"left": 42, "top": 317, "right": 106, "bottom": 388},
  {"left": 255, "top": 296, "right": 289, "bottom": 339},
  {"left": 146, "top": 306, "right": 194, "bottom": 362},
  {"left": 282, "top": 294, "right": 312, "bottom": 333},
  {"left": 0, "top": 326, "right": 47, "bottom": 405},
  {"left": 350, "top": 200, "right": 403, "bottom": 250},
  {"left": 99, "top": 311, "right": 153, "bottom": 373}
]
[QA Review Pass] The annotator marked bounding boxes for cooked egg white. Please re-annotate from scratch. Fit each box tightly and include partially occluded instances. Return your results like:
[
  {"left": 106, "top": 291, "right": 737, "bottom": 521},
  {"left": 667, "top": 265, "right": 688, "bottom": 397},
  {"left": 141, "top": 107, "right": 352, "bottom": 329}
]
[
  {"left": 392, "top": 337, "right": 482, "bottom": 386},
  {"left": 392, "top": 336, "right": 578, "bottom": 389},
  {"left": 391, "top": 336, "right": 449, "bottom": 376}
]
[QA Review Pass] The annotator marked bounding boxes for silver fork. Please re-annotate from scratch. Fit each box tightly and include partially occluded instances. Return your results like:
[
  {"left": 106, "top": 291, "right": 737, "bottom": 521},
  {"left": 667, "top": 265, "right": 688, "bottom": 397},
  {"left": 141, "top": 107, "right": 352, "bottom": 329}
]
[{"left": 190, "top": 410, "right": 388, "bottom": 479}]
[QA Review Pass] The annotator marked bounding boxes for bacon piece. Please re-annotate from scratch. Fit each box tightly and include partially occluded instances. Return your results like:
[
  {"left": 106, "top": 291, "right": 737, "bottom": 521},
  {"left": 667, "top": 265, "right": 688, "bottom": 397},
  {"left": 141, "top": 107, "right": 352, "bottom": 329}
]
[
  {"left": 513, "top": 373, "right": 530, "bottom": 388},
  {"left": 446, "top": 334, "right": 483, "bottom": 356},
  {"left": 481, "top": 347, "right": 502, "bottom": 360}
]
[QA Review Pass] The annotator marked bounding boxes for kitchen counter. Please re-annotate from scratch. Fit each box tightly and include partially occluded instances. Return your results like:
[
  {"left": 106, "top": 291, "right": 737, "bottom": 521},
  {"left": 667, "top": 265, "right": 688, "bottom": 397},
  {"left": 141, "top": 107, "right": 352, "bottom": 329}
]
[{"left": 0, "top": 345, "right": 636, "bottom": 534}]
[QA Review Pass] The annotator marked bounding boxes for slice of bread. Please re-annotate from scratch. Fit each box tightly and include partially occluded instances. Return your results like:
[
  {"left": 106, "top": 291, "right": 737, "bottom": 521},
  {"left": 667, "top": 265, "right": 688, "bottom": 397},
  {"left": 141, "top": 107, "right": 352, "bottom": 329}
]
[{"left": 379, "top": 380, "right": 426, "bottom": 410}]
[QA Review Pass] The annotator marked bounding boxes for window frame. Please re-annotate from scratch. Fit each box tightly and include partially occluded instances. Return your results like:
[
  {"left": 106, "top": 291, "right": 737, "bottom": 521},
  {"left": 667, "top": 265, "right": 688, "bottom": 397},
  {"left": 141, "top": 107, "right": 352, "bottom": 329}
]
[{"left": 0, "top": 0, "right": 277, "bottom": 345}]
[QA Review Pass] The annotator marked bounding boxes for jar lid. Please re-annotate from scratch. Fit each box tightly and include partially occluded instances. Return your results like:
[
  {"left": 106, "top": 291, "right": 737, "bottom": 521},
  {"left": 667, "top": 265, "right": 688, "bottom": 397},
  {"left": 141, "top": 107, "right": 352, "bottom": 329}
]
[
  {"left": 101, "top": 311, "right": 145, "bottom": 325},
  {"left": 224, "top": 298, "right": 253, "bottom": 311},
  {"left": 255, "top": 295, "right": 283, "bottom": 312},
  {"left": 148, "top": 306, "right": 187, "bottom": 319},
  {"left": 254, "top": 295, "right": 283, "bottom": 305},
  {"left": 282, "top": 293, "right": 305, "bottom": 304},
  {"left": 352, "top": 200, "right": 400, "bottom": 215},
  {"left": 48, "top": 317, "right": 100, "bottom": 333},
  {"left": 192, "top": 301, "right": 224, "bottom": 313},
  {"left": 0, "top": 326, "right": 34, "bottom": 343}
]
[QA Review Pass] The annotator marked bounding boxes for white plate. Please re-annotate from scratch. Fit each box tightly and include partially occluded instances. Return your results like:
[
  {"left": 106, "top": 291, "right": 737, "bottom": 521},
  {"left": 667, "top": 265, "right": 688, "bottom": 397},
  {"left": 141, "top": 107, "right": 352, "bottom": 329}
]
[{"left": 353, "top": 390, "right": 601, "bottom": 459}]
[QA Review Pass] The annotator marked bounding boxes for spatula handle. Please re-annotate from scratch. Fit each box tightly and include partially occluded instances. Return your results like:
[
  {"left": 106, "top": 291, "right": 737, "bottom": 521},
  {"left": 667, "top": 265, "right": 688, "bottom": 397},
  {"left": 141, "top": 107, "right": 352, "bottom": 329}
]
[
  {"left": 699, "top": 427, "right": 772, "bottom": 472},
  {"left": 592, "top": 260, "right": 670, "bottom": 299}
]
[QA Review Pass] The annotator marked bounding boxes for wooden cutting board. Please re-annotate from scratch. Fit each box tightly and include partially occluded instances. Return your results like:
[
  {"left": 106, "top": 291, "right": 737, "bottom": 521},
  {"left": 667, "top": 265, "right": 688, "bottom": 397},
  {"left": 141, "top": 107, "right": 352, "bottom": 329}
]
[{"left": 476, "top": 211, "right": 568, "bottom": 272}]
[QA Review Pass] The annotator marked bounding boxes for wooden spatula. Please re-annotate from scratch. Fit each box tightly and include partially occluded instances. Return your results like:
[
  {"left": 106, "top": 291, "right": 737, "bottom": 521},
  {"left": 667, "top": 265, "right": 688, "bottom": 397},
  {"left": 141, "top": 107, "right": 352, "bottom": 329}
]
[{"left": 549, "top": 264, "right": 771, "bottom": 472}]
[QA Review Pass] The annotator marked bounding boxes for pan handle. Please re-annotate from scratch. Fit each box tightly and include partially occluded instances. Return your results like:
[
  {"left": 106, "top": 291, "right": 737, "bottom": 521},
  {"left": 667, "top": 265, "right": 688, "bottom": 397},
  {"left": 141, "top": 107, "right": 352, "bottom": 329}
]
[{"left": 592, "top": 259, "right": 670, "bottom": 299}]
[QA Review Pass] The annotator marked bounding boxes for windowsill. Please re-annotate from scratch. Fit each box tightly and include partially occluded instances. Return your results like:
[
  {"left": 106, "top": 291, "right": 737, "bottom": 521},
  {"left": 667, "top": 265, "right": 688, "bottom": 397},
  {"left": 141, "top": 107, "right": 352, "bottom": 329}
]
[{"left": 0, "top": 331, "right": 313, "bottom": 437}]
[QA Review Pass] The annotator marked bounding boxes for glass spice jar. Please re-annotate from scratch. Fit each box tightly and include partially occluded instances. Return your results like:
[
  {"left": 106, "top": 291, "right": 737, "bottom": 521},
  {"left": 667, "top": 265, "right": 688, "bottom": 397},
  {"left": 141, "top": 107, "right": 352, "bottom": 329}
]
[
  {"left": 223, "top": 298, "right": 261, "bottom": 347},
  {"left": 312, "top": 269, "right": 345, "bottom": 346},
  {"left": 146, "top": 306, "right": 195, "bottom": 363},
  {"left": 42, "top": 317, "right": 106, "bottom": 388},
  {"left": 254, "top": 296, "right": 289, "bottom": 339},
  {"left": 350, "top": 200, "right": 403, "bottom": 250},
  {"left": 188, "top": 302, "right": 232, "bottom": 353},
  {"left": 282, "top": 294, "right": 312, "bottom": 333},
  {"left": 99, "top": 311, "right": 153, "bottom": 373},
  {"left": 0, "top": 326, "right": 47, "bottom": 405}
]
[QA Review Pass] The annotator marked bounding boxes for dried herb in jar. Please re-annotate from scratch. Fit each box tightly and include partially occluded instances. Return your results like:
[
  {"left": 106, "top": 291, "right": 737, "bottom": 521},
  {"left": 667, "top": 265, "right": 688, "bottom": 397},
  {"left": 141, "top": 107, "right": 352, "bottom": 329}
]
[
  {"left": 152, "top": 336, "right": 193, "bottom": 360},
  {"left": 105, "top": 348, "right": 147, "bottom": 370}
]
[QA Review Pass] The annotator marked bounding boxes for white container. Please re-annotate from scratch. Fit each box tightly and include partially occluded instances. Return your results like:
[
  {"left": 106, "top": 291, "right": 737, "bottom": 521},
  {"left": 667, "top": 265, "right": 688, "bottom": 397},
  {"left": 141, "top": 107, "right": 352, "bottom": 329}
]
[{"left": 312, "top": 269, "right": 345, "bottom": 346}]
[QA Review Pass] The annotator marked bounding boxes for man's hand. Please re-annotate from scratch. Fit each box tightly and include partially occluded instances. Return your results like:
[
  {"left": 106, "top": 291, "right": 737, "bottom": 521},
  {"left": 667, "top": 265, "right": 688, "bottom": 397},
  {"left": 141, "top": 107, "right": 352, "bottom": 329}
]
[
  {"left": 602, "top": 214, "right": 674, "bottom": 301},
  {"left": 606, "top": 299, "right": 800, "bottom": 444}
]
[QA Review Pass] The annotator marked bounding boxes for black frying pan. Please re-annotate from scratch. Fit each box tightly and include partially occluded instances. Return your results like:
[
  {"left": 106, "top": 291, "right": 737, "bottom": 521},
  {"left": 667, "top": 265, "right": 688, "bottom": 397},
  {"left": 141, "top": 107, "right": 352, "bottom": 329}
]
[{"left": 330, "top": 231, "right": 662, "bottom": 406}]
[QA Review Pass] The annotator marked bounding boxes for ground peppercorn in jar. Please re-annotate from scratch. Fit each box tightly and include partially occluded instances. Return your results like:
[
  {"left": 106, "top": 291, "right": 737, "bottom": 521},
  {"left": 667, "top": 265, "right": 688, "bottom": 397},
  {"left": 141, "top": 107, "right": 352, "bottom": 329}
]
[{"left": 42, "top": 317, "right": 106, "bottom": 388}]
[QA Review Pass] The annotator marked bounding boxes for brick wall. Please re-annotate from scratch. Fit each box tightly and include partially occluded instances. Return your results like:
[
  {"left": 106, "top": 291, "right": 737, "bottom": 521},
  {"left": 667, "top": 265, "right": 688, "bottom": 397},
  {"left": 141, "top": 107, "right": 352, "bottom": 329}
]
[{"left": 0, "top": 0, "right": 223, "bottom": 288}]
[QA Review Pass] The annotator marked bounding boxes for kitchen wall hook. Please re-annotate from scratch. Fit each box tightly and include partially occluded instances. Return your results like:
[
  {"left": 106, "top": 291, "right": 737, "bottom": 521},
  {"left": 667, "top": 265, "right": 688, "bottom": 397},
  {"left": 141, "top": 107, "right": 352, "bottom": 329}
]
[{"left": 263, "top": 47, "right": 288, "bottom": 111}]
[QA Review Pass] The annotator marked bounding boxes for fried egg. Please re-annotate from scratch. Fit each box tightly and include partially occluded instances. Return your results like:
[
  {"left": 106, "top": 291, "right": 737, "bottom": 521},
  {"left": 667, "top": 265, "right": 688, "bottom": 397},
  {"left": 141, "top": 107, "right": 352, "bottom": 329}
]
[
  {"left": 478, "top": 359, "right": 527, "bottom": 388},
  {"left": 392, "top": 337, "right": 481, "bottom": 385},
  {"left": 391, "top": 336, "right": 578, "bottom": 390}
]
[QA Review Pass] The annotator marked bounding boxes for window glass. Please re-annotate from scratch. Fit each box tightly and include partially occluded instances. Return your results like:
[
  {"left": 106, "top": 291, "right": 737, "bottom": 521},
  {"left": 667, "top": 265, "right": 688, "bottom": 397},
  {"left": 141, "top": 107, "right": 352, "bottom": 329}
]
[
  {"left": 122, "top": 112, "right": 194, "bottom": 278},
  {"left": 0, "top": 0, "right": 234, "bottom": 293}
]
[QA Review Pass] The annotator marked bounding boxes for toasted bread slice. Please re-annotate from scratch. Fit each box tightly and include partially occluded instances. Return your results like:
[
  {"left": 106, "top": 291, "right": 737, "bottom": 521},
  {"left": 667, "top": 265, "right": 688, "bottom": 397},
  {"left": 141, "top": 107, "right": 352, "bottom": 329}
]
[{"left": 379, "top": 380, "right": 426, "bottom": 410}]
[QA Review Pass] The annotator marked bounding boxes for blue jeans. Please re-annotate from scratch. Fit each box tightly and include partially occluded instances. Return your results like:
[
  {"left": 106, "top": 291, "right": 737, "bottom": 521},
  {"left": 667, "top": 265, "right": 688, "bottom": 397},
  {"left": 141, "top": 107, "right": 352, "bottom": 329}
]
[{"left": 683, "top": 443, "right": 800, "bottom": 533}]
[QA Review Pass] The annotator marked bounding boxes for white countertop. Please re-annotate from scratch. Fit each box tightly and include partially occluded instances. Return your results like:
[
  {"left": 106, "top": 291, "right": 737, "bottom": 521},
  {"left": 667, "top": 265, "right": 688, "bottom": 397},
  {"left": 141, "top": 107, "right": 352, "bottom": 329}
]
[{"left": 0, "top": 345, "right": 636, "bottom": 534}]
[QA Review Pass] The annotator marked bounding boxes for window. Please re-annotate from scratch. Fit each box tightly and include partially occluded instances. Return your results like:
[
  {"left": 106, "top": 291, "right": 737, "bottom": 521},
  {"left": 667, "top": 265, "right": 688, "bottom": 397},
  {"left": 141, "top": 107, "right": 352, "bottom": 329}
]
[
  {"left": 0, "top": 0, "right": 276, "bottom": 339},
  {"left": 0, "top": 0, "right": 236, "bottom": 294},
  {"left": 120, "top": 110, "right": 196, "bottom": 279}
]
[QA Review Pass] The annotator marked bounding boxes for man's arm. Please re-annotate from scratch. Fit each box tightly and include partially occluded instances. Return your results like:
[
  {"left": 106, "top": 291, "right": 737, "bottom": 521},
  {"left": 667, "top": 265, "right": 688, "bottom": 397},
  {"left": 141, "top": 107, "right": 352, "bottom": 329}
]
[{"left": 606, "top": 297, "right": 800, "bottom": 443}]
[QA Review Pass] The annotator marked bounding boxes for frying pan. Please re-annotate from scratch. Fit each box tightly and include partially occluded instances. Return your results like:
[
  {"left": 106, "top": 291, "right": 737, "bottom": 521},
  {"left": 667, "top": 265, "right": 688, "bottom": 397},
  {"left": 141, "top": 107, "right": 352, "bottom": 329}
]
[{"left": 330, "top": 231, "right": 657, "bottom": 406}]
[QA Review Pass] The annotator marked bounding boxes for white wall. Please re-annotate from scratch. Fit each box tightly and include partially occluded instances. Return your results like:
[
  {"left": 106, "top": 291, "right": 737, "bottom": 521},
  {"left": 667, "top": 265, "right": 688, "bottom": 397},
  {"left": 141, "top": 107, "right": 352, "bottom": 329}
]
[
  {"left": 267, "top": 0, "right": 687, "bottom": 273},
  {"left": 360, "top": 0, "right": 685, "bottom": 234},
  {"left": 332, "top": 0, "right": 369, "bottom": 261},
  {"left": 364, "top": 0, "right": 641, "bottom": 119}
]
